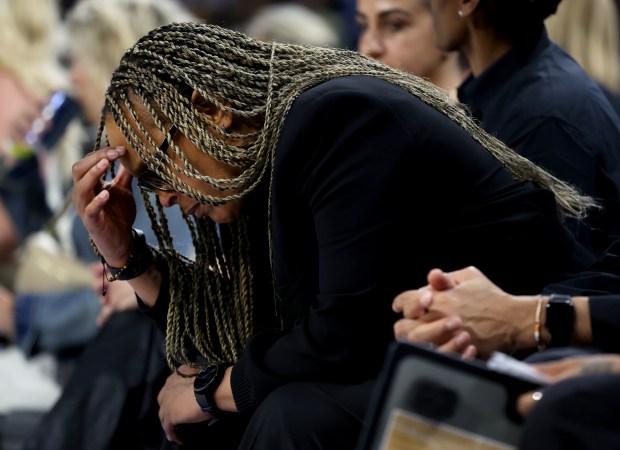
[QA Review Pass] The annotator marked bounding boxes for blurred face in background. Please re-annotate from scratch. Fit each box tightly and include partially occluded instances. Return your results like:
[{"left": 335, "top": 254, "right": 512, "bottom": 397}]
[
  {"left": 356, "top": 0, "right": 448, "bottom": 79},
  {"left": 65, "top": 0, "right": 199, "bottom": 127},
  {"left": 69, "top": 58, "right": 105, "bottom": 125},
  {"left": 428, "top": 0, "right": 468, "bottom": 53}
]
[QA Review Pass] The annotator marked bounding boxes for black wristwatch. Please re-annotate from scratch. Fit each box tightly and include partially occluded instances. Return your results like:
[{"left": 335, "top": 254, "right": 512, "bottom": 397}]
[
  {"left": 194, "top": 364, "right": 227, "bottom": 414},
  {"left": 545, "top": 294, "right": 575, "bottom": 347}
]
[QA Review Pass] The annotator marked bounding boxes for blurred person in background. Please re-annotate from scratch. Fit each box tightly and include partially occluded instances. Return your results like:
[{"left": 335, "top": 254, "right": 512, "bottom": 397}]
[
  {"left": 67, "top": 0, "right": 198, "bottom": 128},
  {"left": 546, "top": 0, "right": 620, "bottom": 117},
  {"left": 0, "top": 0, "right": 88, "bottom": 363},
  {"left": 1, "top": 1, "right": 198, "bottom": 449},
  {"left": 429, "top": 0, "right": 620, "bottom": 256},
  {"left": 244, "top": 2, "right": 342, "bottom": 47},
  {"left": 355, "top": 0, "right": 469, "bottom": 96},
  {"left": 0, "top": 0, "right": 84, "bottom": 279},
  {"left": 0, "top": 0, "right": 85, "bottom": 447},
  {"left": 1, "top": 0, "right": 197, "bottom": 364}
]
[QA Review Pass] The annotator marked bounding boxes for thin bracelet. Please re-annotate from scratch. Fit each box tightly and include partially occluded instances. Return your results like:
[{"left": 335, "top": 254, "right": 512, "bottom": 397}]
[
  {"left": 89, "top": 233, "right": 134, "bottom": 280},
  {"left": 534, "top": 295, "right": 545, "bottom": 350},
  {"left": 89, "top": 235, "right": 111, "bottom": 295},
  {"left": 89, "top": 234, "right": 132, "bottom": 295},
  {"left": 89, "top": 229, "right": 147, "bottom": 295}
]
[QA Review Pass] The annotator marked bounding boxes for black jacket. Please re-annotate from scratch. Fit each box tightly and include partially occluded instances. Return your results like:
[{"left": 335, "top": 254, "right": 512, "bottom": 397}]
[
  {"left": 458, "top": 28, "right": 620, "bottom": 255},
  {"left": 146, "top": 75, "right": 594, "bottom": 414}
]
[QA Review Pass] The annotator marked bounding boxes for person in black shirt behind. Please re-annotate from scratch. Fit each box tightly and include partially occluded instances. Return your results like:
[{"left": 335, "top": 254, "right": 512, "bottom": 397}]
[{"left": 429, "top": 0, "right": 620, "bottom": 256}]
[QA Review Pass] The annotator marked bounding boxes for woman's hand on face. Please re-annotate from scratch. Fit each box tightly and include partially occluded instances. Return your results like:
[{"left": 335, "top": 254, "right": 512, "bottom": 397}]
[{"left": 72, "top": 146, "right": 137, "bottom": 266}]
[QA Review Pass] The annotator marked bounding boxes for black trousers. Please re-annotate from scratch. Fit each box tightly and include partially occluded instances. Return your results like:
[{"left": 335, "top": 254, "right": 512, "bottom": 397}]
[
  {"left": 166, "top": 380, "right": 375, "bottom": 450},
  {"left": 22, "top": 310, "right": 169, "bottom": 450},
  {"left": 520, "top": 373, "right": 620, "bottom": 450}
]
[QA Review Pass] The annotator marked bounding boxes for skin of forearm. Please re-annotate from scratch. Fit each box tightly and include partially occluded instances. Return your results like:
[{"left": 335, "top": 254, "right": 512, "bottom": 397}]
[
  {"left": 214, "top": 367, "right": 238, "bottom": 413},
  {"left": 127, "top": 262, "right": 163, "bottom": 307},
  {"left": 510, "top": 295, "right": 543, "bottom": 350}
]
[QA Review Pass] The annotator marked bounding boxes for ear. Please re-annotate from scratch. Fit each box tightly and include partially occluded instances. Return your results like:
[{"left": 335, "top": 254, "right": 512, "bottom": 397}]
[
  {"left": 191, "top": 90, "right": 233, "bottom": 131},
  {"left": 460, "top": 0, "right": 480, "bottom": 17}
]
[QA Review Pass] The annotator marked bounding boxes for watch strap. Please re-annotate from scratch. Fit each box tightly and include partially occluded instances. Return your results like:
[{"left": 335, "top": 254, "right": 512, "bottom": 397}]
[
  {"left": 194, "top": 364, "right": 227, "bottom": 414},
  {"left": 545, "top": 294, "right": 575, "bottom": 347}
]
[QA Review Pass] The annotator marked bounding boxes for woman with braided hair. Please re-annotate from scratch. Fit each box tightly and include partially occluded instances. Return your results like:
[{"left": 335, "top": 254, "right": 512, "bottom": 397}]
[{"left": 72, "top": 22, "right": 596, "bottom": 449}]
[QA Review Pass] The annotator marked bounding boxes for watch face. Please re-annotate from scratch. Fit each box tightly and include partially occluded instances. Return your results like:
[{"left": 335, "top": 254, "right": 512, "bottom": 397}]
[
  {"left": 194, "top": 365, "right": 219, "bottom": 394},
  {"left": 546, "top": 294, "right": 575, "bottom": 347},
  {"left": 194, "top": 364, "right": 225, "bottom": 414}
]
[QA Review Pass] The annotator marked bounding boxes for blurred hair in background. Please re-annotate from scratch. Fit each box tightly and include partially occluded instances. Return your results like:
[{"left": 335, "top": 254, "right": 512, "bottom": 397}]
[
  {"left": 66, "top": 0, "right": 199, "bottom": 125},
  {"left": 546, "top": 0, "right": 620, "bottom": 95},
  {"left": 244, "top": 2, "right": 342, "bottom": 46}
]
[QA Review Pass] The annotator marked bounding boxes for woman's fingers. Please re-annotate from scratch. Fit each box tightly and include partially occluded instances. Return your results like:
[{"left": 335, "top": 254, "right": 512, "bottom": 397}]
[
  {"left": 461, "top": 344, "right": 477, "bottom": 360},
  {"left": 72, "top": 146, "right": 126, "bottom": 191},
  {"left": 437, "top": 330, "right": 474, "bottom": 356},
  {"left": 82, "top": 184, "right": 110, "bottom": 222},
  {"left": 394, "top": 315, "right": 463, "bottom": 347},
  {"left": 113, "top": 163, "right": 134, "bottom": 190},
  {"left": 393, "top": 317, "right": 475, "bottom": 358},
  {"left": 427, "top": 268, "right": 455, "bottom": 291},
  {"left": 72, "top": 147, "right": 127, "bottom": 222},
  {"left": 516, "top": 389, "right": 544, "bottom": 417},
  {"left": 393, "top": 288, "right": 432, "bottom": 317}
]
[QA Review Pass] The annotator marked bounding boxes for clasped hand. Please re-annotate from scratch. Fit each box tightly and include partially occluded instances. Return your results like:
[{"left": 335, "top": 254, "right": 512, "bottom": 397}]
[
  {"left": 392, "top": 266, "right": 523, "bottom": 359},
  {"left": 157, "top": 365, "right": 215, "bottom": 445}
]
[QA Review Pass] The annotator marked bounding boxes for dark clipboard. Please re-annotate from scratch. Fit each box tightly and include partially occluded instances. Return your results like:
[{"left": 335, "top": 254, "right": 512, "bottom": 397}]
[{"left": 356, "top": 342, "right": 546, "bottom": 450}]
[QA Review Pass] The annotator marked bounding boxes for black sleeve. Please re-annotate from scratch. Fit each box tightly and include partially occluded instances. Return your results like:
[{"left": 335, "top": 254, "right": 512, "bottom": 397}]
[
  {"left": 515, "top": 118, "right": 620, "bottom": 253},
  {"left": 230, "top": 81, "right": 420, "bottom": 413},
  {"left": 543, "top": 239, "right": 620, "bottom": 352},
  {"left": 228, "top": 77, "right": 580, "bottom": 413},
  {"left": 136, "top": 255, "right": 171, "bottom": 335},
  {"left": 589, "top": 295, "right": 620, "bottom": 353}
]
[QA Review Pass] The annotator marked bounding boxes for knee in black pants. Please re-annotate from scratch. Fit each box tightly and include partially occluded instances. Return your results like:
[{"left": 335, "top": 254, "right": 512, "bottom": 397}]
[{"left": 239, "top": 381, "right": 373, "bottom": 450}]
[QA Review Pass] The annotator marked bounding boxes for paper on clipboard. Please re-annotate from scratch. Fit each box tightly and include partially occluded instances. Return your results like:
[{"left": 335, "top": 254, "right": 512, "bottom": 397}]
[{"left": 379, "top": 408, "right": 516, "bottom": 450}]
